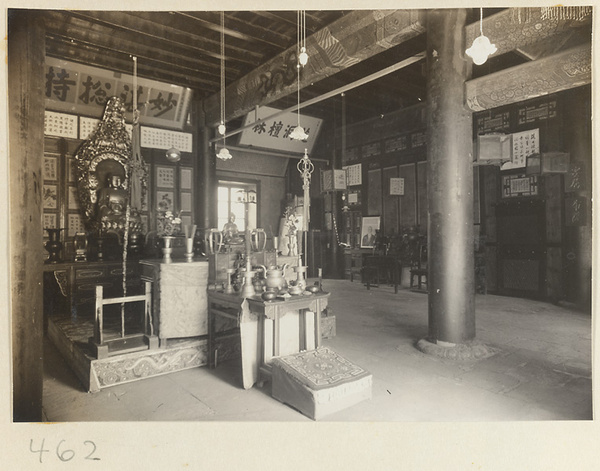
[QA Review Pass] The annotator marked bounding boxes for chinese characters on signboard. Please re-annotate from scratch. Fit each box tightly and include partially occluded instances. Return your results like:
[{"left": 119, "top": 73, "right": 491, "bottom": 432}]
[
  {"left": 343, "top": 163, "right": 362, "bottom": 186},
  {"left": 389, "top": 177, "right": 405, "bottom": 196},
  {"left": 156, "top": 167, "right": 175, "bottom": 188},
  {"left": 78, "top": 116, "right": 133, "bottom": 140},
  {"left": 500, "top": 128, "right": 539, "bottom": 171},
  {"left": 44, "top": 111, "right": 78, "bottom": 138},
  {"left": 565, "top": 196, "right": 586, "bottom": 226},
  {"left": 140, "top": 127, "right": 193, "bottom": 152},
  {"left": 501, "top": 174, "right": 539, "bottom": 198},
  {"left": 67, "top": 214, "right": 85, "bottom": 237},
  {"left": 43, "top": 157, "right": 58, "bottom": 181},
  {"left": 517, "top": 100, "right": 557, "bottom": 125},
  {"left": 238, "top": 106, "right": 322, "bottom": 154},
  {"left": 45, "top": 57, "right": 192, "bottom": 130},
  {"left": 565, "top": 161, "right": 585, "bottom": 192},
  {"left": 511, "top": 129, "right": 539, "bottom": 168}
]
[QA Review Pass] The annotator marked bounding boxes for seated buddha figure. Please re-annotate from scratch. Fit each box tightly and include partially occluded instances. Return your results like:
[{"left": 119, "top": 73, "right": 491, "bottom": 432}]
[
  {"left": 96, "top": 174, "right": 128, "bottom": 233},
  {"left": 222, "top": 212, "right": 244, "bottom": 245}
]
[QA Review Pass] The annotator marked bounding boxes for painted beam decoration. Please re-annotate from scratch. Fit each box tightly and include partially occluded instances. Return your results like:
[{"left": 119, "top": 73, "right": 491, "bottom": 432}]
[
  {"left": 45, "top": 57, "right": 192, "bottom": 130},
  {"left": 465, "top": 7, "right": 592, "bottom": 58},
  {"left": 466, "top": 44, "right": 591, "bottom": 111},
  {"left": 204, "top": 10, "right": 426, "bottom": 125},
  {"left": 238, "top": 106, "right": 322, "bottom": 154}
]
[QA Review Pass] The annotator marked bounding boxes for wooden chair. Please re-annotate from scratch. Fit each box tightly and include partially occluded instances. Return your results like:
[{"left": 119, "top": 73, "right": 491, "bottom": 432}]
[
  {"left": 410, "top": 244, "right": 428, "bottom": 292},
  {"left": 364, "top": 255, "right": 401, "bottom": 293},
  {"left": 91, "top": 281, "right": 159, "bottom": 359}
]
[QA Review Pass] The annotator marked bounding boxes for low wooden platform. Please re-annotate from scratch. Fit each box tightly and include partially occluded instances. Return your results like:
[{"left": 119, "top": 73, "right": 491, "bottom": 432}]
[{"left": 47, "top": 314, "right": 239, "bottom": 392}]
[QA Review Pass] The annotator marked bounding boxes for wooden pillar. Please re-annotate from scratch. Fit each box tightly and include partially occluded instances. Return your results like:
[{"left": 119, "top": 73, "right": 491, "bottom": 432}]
[
  {"left": 197, "top": 123, "right": 217, "bottom": 232},
  {"left": 426, "top": 9, "right": 475, "bottom": 344},
  {"left": 8, "top": 11, "right": 46, "bottom": 421},
  {"left": 563, "top": 86, "right": 592, "bottom": 309}
]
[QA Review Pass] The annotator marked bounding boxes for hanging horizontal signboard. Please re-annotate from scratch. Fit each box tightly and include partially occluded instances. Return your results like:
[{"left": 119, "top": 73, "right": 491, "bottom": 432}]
[
  {"left": 45, "top": 57, "right": 192, "bottom": 130},
  {"left": 238, "top": 106, "right": 322, "bottom": 154}
]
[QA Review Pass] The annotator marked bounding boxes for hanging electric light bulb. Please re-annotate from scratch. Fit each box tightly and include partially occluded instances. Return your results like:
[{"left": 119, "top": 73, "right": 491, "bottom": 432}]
[
  {"left": 466, "top": 8, "right": 497, "bottom": 66},
  {"left": 291, "top": 10, "right": 309, "bottom": 141},
  {"left": 298, "top": 10, "right": 309, "bottom": 66},
  {"left": 299, "top": 47, "right": 308, "bottom": 67},
  {"left": 216, "top": 11, "right": 233, "bottom": 160}
]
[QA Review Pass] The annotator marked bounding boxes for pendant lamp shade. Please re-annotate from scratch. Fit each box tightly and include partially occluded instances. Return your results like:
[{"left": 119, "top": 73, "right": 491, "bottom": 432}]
[
  {"left": 217, "top": 11, "right": 232, "bottom": 160},
  {"left": 466, "top": 8, "right": 497, "bottom": 66},
  {"left": 216, "top": 147, "right": 232, "bottom": 161},
  {"left": 165, "top": 147, "right": 181, "bottom": 162}
]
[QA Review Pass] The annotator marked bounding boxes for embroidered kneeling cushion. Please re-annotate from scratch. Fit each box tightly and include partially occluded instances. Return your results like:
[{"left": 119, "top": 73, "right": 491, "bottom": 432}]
[{"left": 271, "top": 347, "right": 372, "bottom": 420}]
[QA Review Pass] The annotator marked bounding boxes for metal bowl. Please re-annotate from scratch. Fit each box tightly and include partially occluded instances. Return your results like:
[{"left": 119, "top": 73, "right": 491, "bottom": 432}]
[{"left": 261, "top": 291, "right": 277, "bottom": 301}]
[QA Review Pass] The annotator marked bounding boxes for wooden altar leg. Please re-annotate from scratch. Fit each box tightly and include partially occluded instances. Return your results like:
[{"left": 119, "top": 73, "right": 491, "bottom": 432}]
[
  {"left": 304, "top": 311, "right": 316, "bottom": 351},
  {"left": 207, "top": 301, "right": 215, "bottom": 368},
  {"left": 273, "top": 316, "right": 280, "bottom": 357},
  {"left": 263, "top": 318, "right": 274, "bottom": 364},
  {"left": 315, "top": 302, "right": 323, "bottom": 348},
  {"left": 239, "top": 311, "right": 259, "bottom": 390}
]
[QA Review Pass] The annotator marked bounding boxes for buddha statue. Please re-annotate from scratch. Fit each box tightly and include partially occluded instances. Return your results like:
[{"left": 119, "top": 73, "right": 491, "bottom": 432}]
[
  {"left": 222, "top": 213, "right": 244, "bottom": 245},
  {"left": 97, "top": 174, "right": 128, "bottom": 233}
]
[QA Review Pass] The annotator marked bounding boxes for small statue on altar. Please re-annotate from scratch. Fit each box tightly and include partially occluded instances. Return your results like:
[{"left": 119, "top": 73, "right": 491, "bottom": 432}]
[
  {"left": 222, "top": 212, "right": 244, "bottom": 245},
  {"left": 280, "top": 205, "right": 300, "bottom": 256},
  {"left": 97, "top": 174, "right": 128, "bottom": 232}
]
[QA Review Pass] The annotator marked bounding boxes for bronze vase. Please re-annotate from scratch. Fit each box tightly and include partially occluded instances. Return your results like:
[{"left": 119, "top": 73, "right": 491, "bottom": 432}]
[{"left": 44, "top": 228, "right": 63, "bottom": 263}]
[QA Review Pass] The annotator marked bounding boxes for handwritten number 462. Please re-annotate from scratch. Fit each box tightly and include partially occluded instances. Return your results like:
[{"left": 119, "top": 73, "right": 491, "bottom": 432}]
[{"left": 30, "top": 439, "right": 100, "bottom": 463}]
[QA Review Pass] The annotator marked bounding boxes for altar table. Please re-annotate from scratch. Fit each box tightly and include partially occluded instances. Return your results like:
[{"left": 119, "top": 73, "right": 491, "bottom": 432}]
[{"left": 207, "top": 291, "right": 330, "bottom": 389}]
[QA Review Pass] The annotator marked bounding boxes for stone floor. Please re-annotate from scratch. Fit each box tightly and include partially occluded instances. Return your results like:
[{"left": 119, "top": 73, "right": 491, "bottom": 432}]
[{"left": 42, "top": 279, "right": 593, "bottom": 422}]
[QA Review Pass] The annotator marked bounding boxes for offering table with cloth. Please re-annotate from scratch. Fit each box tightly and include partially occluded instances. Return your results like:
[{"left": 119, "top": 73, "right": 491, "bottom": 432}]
[{"left": 207, "top": 290, "right": 330, "bottom": 389}]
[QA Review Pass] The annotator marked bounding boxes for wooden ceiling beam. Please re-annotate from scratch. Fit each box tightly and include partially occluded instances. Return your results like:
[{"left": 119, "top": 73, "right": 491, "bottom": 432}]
[
  {"left": 45, "top": 38, "right": 215, "bottom": 92},
  {"left": 42, "top": 22, "right": 229, "bottom": 84},
  {"left": 45, "top": 32, "right": 222, "bottom": 89},
  {"left": 466, "top": 43, "right": 591, "bottom": 111},
  {"left": 465, "top": 7, "right": 592, "bottom": 58},
  {"left": 70, "top": 10, "right": 262, "bottom": 66},
  {"left": 179, "top": 11, "right": 294, "bottom": 50},
  {"left": 203, "top": 9, "right": 426, "bottom": 126}
]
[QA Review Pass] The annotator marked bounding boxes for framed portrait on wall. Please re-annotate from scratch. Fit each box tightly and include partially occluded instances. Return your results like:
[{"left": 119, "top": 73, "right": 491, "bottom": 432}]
[{"left": 360, "top": 216, "right": 380, "bottom": 248}]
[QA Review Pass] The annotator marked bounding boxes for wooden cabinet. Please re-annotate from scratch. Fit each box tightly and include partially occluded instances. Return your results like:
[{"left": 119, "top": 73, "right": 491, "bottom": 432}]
[{"left": 43, "top": 260, "right": 142, "bottom": 317}]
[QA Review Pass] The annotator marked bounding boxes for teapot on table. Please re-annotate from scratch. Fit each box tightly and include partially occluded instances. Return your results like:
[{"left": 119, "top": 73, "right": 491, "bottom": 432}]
[{"left": 258, "top": 263, "right": 289, "bottom": 291}]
